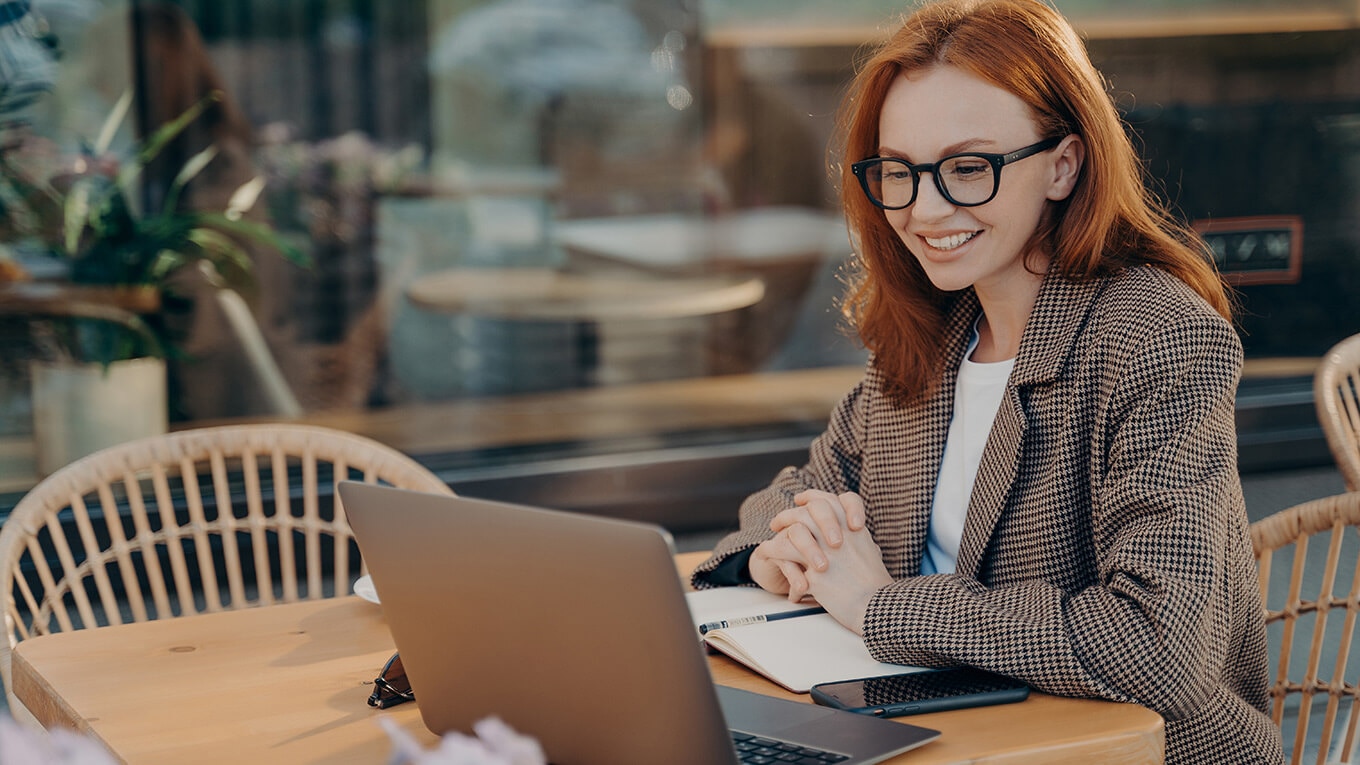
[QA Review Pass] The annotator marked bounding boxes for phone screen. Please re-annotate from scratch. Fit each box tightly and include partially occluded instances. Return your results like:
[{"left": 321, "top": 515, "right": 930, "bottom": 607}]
[{"left": 813, "top": 667, "right": 1027, "bottom": 710}]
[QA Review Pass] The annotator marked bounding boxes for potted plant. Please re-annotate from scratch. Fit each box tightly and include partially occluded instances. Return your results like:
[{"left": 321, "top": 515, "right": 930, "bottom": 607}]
[{"left": 0, "top": 89, "right": 308, "bottom": 473}]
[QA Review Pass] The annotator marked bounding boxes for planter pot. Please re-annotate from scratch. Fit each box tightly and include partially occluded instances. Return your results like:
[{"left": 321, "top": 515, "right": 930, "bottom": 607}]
[{"left": 31, "top": 357, "right": 167, "bottom": 476}]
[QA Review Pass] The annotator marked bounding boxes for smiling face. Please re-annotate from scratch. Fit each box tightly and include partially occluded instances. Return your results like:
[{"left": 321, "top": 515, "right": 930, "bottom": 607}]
[{"left": 877, "top": 65, "right": 1081, "bottom": 302}]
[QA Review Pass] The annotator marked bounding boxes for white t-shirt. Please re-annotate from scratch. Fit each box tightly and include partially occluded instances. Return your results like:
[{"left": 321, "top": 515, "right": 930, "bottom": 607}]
[{"left": 920, "top": 325, "right": 1014, "bottom": 576}]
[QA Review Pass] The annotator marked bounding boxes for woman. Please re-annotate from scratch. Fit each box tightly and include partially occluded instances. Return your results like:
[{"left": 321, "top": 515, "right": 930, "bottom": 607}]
[{"left": 692, "top": 0, "right": 1282, "bottom": 762}]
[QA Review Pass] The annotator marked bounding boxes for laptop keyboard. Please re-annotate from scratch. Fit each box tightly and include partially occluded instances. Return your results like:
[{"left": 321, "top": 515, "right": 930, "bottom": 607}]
[{"left": 731, "top": 730, "right": 849, "bottom": 764}]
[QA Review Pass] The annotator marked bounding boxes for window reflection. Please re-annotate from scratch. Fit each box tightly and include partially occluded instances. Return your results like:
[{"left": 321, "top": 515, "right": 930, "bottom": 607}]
[{"left": 0, "top": 0, "right": 1357, "bottom": 481}]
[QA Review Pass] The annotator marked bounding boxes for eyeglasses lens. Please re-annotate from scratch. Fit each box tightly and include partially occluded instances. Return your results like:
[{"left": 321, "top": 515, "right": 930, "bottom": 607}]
[
  {"left": 864, "top": 156, "right": 997, "bottom": 209},
  {"left": 937, "top": 156, "right": 997, "bottom": 205},
  {"left": 368, "top": 652, "right": 415, "bottom": 708}
]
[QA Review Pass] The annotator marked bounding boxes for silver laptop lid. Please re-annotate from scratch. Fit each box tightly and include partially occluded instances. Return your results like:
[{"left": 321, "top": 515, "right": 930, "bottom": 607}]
[{"left": 339, "top": 482, "right": 737, "bottom": 765}]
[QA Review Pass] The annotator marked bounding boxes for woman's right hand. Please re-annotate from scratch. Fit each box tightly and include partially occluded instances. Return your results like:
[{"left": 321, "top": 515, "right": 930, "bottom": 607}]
[{"left": 749, "top": 536, "right": 809, "bottom": 598}]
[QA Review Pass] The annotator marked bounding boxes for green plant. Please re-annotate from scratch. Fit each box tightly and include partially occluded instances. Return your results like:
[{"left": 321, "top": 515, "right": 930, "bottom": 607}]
[
  {"left": 62, "top": 91, "right": 307, "bottom": 286},
  {"left": 0, "top": 89, "right": 309, "bottom": 363}
]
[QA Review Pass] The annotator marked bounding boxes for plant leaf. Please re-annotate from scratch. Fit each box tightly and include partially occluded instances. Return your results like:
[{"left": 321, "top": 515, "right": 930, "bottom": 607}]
[
  {"left": 187, "top": 227, "right": 257, "bottom": 293},
  {"left": 113, "top": 91, "right": 222, "bottom": 196},
  {"left": 163, "top": 144, "right": 219, "bottom": 212},
  {"left": 224, "top": 175, "right": 267, "bottom": 221},
  {"left": 192, "top": 211, "right": 311, "bottom": 267},
  {"left": 63, "top": 180, "right": 93, "bottom": 254},
  {"left": 94, "top": 90, "right": 133, "bottom": 155},
  {"left": 135, "top": 91, "right": 220, "bottom": 168},
  {"left": 147, "top": 248, "right": 192, "bottom": 282}
]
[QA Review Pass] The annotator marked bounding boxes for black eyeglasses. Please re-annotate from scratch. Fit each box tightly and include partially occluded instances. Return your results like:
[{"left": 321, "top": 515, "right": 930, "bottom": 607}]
[
  {"left": 851, "top": 136, "right": 1063, "bottom": 210},
  {"left": 368, "top": 651, "right": 415, "bottom": 709}
]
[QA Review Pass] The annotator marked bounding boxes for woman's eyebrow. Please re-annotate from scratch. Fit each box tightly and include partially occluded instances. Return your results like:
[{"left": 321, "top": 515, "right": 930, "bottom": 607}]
[{"left": 875, "top": 137, "right": 999, "bottom": 162}]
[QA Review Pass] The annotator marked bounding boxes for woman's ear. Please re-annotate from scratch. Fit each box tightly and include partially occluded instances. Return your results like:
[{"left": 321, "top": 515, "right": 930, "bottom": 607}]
[{"left": 1046, "top": 134, "right": 1085, "bottom": 201}]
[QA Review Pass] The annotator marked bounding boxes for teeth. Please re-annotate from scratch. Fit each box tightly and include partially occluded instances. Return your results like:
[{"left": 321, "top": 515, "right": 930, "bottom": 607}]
[{"left": 924, "top": 231, "right": 977, "bottom": 250}]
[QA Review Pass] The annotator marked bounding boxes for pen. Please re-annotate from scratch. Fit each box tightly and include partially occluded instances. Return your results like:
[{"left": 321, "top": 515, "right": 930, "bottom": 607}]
[{"left": 698, "top": 606, "right": 827, "bottom": 635}]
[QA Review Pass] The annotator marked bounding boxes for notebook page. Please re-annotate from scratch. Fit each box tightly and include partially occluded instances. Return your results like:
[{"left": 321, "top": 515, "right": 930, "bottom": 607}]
[
  {"left": 703, "top": 612, "right": 924, "bottom": 693},
  {"left": 684, "top": 586, "right": 816, "bottom": 632}
]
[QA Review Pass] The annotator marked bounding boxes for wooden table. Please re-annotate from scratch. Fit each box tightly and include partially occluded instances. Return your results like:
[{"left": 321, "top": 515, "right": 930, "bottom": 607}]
[{"left": 12, "top": 553, "right": 1164, "bottom": 764}]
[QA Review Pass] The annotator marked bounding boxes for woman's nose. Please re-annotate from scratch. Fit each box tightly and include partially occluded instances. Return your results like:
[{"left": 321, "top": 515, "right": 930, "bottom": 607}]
[{"left": 910, "top": 171, "right": 956, "bottom": 221}]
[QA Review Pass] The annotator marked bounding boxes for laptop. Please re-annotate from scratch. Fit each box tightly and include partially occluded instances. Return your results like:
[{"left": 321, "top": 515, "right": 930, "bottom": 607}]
[{"left": 338, "top": 482, "right": 940, "bottom": 765}]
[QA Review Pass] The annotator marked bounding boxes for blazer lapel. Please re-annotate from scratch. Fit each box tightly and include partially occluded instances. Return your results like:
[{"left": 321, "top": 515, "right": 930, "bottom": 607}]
[
  {"left": 953, "top": 272, "right": 1104, "bottom": 578},
  {"left": 872, "top": 291, "right": 978, "bottom": 578},
  {"left": 955, "top": 386, "right": 1026, "bottom": 577}
]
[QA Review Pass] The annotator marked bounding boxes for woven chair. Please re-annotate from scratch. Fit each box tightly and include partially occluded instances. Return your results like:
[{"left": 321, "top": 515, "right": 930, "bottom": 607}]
[
  {"left": 1316, "top": 334, "right": 1360, "bottom": 492},
  {"left": 0, "top": 423, "right": 452, "bottom": 718},
  {"left": 1252, "top": 491, "right": 1360, "bottom": 764}
]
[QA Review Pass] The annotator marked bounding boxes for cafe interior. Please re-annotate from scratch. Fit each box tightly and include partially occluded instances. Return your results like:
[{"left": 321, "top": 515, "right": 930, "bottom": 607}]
[{"left": 0, "top": 0, "right": 1359, "bottom": 762}]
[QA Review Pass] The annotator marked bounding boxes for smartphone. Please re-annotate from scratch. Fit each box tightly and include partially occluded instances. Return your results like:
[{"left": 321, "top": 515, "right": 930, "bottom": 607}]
[{"left": 810, "top": 667, "right": 1029, "bottom": 717}]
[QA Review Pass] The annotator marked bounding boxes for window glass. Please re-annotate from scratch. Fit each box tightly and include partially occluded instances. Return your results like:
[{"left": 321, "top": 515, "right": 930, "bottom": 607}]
[{"left": 1, "top": 0, "right": 1357, "bottom": 496}]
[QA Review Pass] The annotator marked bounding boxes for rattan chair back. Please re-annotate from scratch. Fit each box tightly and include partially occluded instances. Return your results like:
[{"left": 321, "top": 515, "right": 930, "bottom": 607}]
[
  {"left": 0, "top": 423, "right": 452, "bottom": 708},
  {"left": 1316, "top": 334, "right": 1360, "bottom": 492},
  {"left": 1252, "top": 491, "right": 1360, "bottom": 764}
]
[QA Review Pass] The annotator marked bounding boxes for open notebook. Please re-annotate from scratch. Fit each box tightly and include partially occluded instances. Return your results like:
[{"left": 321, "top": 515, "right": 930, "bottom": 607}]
[{"left": 687, "top": 586, "right": 925, "bottom": 693}]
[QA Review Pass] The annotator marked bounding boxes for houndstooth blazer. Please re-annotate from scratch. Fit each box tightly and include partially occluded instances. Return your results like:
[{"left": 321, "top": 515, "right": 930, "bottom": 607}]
[{"left": 694, "top": 265, "right": 1283, "bottom": 764}]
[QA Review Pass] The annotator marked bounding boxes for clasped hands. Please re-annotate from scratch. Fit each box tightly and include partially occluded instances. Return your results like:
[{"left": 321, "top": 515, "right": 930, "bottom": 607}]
[{"left": 749, "top": 490, "right": 893, "bottom": 636}]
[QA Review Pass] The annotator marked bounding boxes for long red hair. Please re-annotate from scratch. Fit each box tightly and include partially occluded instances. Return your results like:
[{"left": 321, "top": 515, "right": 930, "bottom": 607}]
[{"left": 838, "top": 0, "right": 1231, "bottom": 403}]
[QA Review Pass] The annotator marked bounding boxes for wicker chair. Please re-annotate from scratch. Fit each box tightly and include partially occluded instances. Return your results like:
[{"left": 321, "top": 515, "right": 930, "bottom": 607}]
[
  {"left": 1252, "top": 491, "right": 1360, "bottom": 764},
  {"left": 0, "top": 423, "right": 452, "bottom": 717},
  {"left": 1316, "top": 334, "right": 1360, "bottom": 492}
]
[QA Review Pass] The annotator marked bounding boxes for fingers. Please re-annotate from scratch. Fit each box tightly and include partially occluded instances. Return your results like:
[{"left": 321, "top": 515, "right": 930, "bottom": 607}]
[
  {"left": 797, "top": 494, "right": 845, "bottom": 547},
  {"left": 751, "top": 539, "right": 813, "bottom": 599},
  {"left": 772, "top": 491, "right": 868, "bottom": 547},
  {"left": 757, "top": 523, "right": 828, "bottom": 572},
  {"left": 836, "top": 492, "right": 867, "bottom": 532},
  {"left": 748, "top": 543, "right": 790, "bottom": 595},
  {"left": 779, "top": 560, "right": 810, "bottom": 603},
  {"left": 754, "top": 490, "right": 872, "bottom": 603},
  {"left": 782, "top": 521, "right": 828, "bottom": 571}
]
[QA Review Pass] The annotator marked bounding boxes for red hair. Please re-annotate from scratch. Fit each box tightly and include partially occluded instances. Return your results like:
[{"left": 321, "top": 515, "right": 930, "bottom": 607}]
[{"left": 837, "top": 0, "right": 1231, "bottom": 403}]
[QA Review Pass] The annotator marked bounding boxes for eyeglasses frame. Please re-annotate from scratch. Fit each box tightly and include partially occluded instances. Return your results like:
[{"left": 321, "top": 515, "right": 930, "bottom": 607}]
[
  {"left": 368, "top": 651, "right": 415, "bottom": 709},
  {"left": 851, "top": 136, "right": 1064, "bottom": 210}
]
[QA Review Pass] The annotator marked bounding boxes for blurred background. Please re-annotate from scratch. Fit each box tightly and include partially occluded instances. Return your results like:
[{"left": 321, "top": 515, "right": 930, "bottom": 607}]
[
  {"left": 0, "top": 0, "right": 1357, "bottom": 517},
  {"left": 1, "top": 0, "right": 1358, "bottom": 757}
]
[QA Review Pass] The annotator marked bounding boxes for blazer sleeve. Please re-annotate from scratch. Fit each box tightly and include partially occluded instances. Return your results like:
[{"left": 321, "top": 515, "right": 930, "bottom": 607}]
[
  {"left": 860, "top": 309, "right": 1247, "bottom": 722},
  {"left": 690, "top": 369, "right": 872, "bottom": 588}
]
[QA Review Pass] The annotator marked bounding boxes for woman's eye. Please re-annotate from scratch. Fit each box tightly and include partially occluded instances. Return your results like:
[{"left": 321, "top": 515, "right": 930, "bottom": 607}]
[{"left": 947, "top": 161, "right": 991, "bottom": 179}]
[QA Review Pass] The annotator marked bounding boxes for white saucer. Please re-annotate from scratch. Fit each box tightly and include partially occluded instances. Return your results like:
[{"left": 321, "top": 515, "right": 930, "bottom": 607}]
[{"left": 353, "top": 575, "right": 380, "bottom": 604}]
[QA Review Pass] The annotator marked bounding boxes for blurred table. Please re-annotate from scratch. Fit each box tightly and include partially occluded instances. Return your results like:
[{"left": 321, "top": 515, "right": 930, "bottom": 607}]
[
  {"left": 13, "top": 552, "right": 1164, "bottom": 764},
  {"left": 406, "top": 267, "right": 764, "bottom": 322},
  {"left": 554, "top": 209, "right": 848, "bottom": 373},
  {"left": 404, "top": 267, "right": 766, "bottom": 390},
  {"left": 553, "top": 207, "right": 845, "bottom": 273}
]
